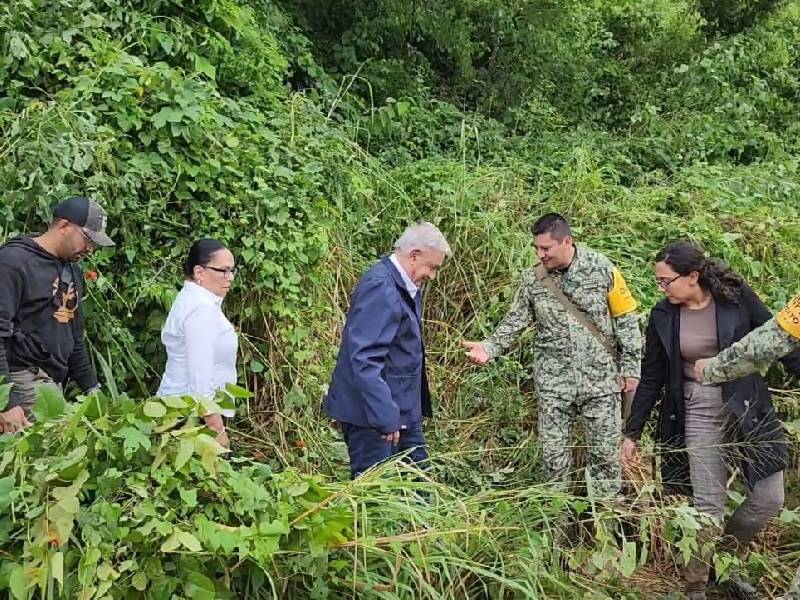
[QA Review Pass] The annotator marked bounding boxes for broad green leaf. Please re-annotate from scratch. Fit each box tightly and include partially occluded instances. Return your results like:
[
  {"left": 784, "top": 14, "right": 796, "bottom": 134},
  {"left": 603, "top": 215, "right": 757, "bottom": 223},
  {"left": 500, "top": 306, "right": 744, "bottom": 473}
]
[
  {"left": 287, "top": 481, "right": 309, "bottom": 497},
  {"left": 0, "top": 476, "right": 15, "bottom": 511},
  {"left": 143, "top": 401, "right": 166, "bottom": 418},
  {"left": 177, "top": 530, "right": 202, "bottom": 552},
  {"left": 116, "top": 427, "right": 151, "bottom": 456},
  {"left": 197, "top": 396, "right": 224, "bottom": 417},
  {"left": 175, "top": 437, "right": 194, "bottom": 470},
  {"left": 217, "top": 395, "right": 236, "bottom": 414},
  {"left": 195, "top": 434, "right": 226, "bottom": 475},
  {"left": 52, "top": 472, "right": 87, "bottom": 516},
  {"left": 156, "top": 33, "right": 173, "bottom": 54},
  {"left": 194, "top": 54, "right": 216, "bottom": 79},
  {"left": 161, "top": 396, "right": 187, "bottom": 409},
  {"left": 0, "top": 383, "right": 11, "bottom": 411},
  {"left": 32, "top": 386, "right": 66, "bottom": 421},
  {"left": 224, "top": 384, "right": 254, "bottom": 399},
  {"left": 132, "top": 571, "right": 147, "bottom": 592},
  {"left": 57, "top": 445, "right": 88, "bottom": 481},
  {"left": 0, "top": 517, "right": 13, "bottom": 544},
  {"left": 51, "top": 552, "right": 64, "bottom": 589},
  {"left": 779, "top": 509, "right": 800, "bottom": 525},
  {"left": 96, "top": 580, "right": 113, "bottom": 597},
  {"left": 49, "top": 505, "right": 76, "bottom": 546},
  {"left": 178, "top": 487, "right": 197, "bottom": 508},
  {"left": 160, "top": 532, "right": 180, "bottom": 553},
  {"left": 83, "top": 547, "right": 101, "bottom": 565},
  {"left": 620, "top": 541, "right": 637, "bottom": 577},
  {"left": 9, "top": 566, "right": 27, "bottom": 599},
  {"left": 259, "top": 518, "right": 289, "bottom": 536},
  {"left": 676, "top": 535, "right": 696, "bottom": 565},
  {"left": 185, "top": 570, "right": 216, "bottom": 600}
]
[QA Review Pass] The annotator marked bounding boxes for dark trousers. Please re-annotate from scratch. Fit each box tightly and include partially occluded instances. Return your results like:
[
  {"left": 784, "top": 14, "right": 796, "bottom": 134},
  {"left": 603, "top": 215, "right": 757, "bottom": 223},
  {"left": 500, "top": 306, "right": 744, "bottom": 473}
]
[
  {"left": 7, "top": 368, "right": 62, "bottom": 415},
  {"left": 341, "top": 422, "right": 428, "bottom": 479}
]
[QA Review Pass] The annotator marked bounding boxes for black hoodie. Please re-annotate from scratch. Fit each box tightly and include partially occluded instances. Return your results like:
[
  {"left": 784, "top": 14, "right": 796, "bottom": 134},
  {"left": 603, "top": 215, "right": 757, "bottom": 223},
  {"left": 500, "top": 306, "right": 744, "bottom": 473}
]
[{"left": 0, "top": 236, "right": 97, "bottom": 391}]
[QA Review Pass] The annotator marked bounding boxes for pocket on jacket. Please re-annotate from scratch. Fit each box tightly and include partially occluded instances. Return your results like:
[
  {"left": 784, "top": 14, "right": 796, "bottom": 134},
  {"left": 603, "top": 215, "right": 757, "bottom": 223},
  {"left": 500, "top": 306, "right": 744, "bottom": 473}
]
[
  {"left": 384, "top": 364, "right": 422, "bottom": 377},
  {"left": 385, "top": 373, "right": 420, "bottom": 411}
]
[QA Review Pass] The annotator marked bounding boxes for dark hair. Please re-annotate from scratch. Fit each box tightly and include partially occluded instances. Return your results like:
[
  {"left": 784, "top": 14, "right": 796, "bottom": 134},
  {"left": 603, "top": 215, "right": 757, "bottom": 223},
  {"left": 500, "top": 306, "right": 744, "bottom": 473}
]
[
  {"left": 656, "top": 241, "right": 744, "bottom": 302},
  {"left": 532, "top": 213, "right": 572, "bottom": 240},
  {"left": 183, "top": 239, "right": 227, "bottom": 279}
]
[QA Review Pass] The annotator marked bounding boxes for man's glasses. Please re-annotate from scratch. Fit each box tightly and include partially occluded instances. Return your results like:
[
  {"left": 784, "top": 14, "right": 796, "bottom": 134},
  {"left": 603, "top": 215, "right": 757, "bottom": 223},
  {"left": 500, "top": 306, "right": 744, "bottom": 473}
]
[
  {"left": 655, "top": 274, "right": 683, "bottom": 290},
  {"left": 73, "top": 226, "right": 96, "bottom": 248},
  {"left": 204, "top": 266, "right": 237, "bottom": 278}
]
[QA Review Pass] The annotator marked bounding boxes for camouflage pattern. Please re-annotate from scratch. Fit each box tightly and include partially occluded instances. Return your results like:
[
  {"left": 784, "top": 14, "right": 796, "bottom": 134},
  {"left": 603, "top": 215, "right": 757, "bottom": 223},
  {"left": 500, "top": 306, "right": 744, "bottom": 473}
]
[
  {"left": 701, "top": 296, "right": 800, "bottom": 600},
  {"left": 482, "top": 246, "right": 642, "bottom": 497},
  {"left": 702, "top": 318, "right": 799, "bottom": 384},
  {"left": 700, "top": 299, "right": 800, "bottom": 600}
]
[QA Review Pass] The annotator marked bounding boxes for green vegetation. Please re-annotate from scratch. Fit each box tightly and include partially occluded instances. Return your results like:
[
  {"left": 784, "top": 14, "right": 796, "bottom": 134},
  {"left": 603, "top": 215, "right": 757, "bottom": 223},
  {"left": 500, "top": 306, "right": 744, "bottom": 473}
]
[{"left": 1, "top": 0, "right": 800, "bottom": 597}]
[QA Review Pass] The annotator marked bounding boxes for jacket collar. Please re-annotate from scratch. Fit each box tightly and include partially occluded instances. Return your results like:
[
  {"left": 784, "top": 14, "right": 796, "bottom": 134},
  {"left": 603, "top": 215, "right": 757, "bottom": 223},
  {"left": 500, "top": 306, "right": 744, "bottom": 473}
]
[
  {"left": 651, "top": 300, "right": 676, "bottom": 356},
  {"left": 184, "top": 280, "right": 224, "bottom": 307},
  {"left": 715, "top": 299, "right": 738, "bottom": 349},
  {"left": 651, "top": 295, "right": 738, "bottom": 352},
  {"left": 381, "top": 255, "right": 422, "bottom": 318},
  {"left": 389, "top": 253, "right": 419, "bottom": 298}
]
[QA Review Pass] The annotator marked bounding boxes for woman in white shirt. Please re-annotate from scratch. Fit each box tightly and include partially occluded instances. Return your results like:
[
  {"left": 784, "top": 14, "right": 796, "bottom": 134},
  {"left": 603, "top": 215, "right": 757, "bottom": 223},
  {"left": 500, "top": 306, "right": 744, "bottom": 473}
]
[{"left": 157, "top": 239, "right": 238, "bottom": 447}]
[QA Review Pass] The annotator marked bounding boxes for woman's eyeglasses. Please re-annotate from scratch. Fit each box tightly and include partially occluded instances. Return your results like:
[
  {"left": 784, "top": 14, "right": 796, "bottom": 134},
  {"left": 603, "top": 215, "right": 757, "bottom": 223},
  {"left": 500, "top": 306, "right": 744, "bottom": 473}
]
[
  {"left": 655, "top": 274, "right": 683, "bottom": 290},
  {"left": 204, "top": 266, "right": 237, "bottom": 278}
]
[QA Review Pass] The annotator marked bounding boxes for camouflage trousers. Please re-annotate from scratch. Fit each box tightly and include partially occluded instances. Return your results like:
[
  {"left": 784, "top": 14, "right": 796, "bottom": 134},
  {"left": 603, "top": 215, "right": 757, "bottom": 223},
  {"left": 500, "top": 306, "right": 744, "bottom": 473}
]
[{"left": 538, "top": 392, "right": 621, "bottom": 498}]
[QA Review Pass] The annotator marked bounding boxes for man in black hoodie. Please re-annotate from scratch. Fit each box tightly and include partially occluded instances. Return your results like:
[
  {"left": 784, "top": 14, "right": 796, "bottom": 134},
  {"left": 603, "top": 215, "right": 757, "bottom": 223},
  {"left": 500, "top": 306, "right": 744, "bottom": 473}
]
[{"left": 0, "top": 196, "right": 115, "bottom": 432}]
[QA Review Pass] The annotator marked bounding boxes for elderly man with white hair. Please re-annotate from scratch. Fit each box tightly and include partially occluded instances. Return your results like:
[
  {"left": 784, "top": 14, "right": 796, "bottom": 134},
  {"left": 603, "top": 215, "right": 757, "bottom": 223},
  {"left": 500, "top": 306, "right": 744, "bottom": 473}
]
[{"left": 325, "top": 222, "right": 451, "bottom": 478}]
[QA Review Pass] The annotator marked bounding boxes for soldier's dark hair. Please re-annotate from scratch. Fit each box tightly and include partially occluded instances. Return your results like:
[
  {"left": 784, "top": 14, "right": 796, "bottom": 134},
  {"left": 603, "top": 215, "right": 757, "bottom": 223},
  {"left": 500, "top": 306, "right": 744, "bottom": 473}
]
[
  {"left": 656, "top": 241, "right": 744, "bottom": 302},
  {"left": 184, "top": 239, "right": 228, "bottom": 279},
  {"left": 532, "top": 213, "right": 572, "bottom": 241}
]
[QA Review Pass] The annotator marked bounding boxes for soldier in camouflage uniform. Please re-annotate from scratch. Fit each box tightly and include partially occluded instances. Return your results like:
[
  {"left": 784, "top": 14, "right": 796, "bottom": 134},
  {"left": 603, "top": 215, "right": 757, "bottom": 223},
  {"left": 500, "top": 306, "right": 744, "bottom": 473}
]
[
  {"left": 463, "top": 213, "right": 642, "bottom": 498},
  {"left": 696, "top": 293, "right": 800, "bottom": 383},
  {"left": 696, "top": 292, "right": 800, "bottom": 600}
]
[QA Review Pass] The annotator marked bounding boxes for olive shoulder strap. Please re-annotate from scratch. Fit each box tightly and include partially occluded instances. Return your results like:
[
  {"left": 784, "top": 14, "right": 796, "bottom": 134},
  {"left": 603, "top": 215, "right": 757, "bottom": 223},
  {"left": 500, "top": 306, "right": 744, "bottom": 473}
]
[{"left": 532, "top": 263, "right": 619, "bottom": 361}]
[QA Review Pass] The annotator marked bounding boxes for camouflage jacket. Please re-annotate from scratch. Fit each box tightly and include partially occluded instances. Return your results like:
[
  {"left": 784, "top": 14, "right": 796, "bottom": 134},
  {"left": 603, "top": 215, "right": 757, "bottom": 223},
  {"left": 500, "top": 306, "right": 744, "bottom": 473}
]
[
  {"left": 703, "top": 292, "right": 800, "bottom": 383},
  {"left": 482, "top": 246, "right": 642, "bottom": 399}
]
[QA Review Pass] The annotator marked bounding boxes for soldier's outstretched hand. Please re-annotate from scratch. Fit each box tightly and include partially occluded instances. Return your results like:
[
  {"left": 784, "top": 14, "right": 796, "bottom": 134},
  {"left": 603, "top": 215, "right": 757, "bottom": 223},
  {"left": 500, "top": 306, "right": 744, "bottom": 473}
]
[{"left": 462, "top": 341, "right": 490, "bottom": 365}]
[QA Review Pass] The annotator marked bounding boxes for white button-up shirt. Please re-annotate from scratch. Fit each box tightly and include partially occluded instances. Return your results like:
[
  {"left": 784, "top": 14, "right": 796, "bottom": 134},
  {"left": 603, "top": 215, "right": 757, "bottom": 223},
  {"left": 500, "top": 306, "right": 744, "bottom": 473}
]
[
  {"left": 389, "top": 254, "right": 418, "bottom": 298},
  {"left": 157, "top": 281, "right": 238, "bottom": 417}
]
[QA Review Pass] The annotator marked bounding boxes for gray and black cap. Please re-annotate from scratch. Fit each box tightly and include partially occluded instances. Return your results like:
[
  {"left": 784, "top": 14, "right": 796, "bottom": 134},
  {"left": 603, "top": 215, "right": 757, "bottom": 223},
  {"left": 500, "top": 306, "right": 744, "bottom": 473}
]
[{"left": 52, "top": 196, "right": 115, "bottom": 248}]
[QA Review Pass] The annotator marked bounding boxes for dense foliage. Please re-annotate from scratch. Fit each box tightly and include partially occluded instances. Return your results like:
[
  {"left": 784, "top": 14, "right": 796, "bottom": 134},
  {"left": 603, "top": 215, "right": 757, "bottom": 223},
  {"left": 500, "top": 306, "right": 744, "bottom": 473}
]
[
  {"left": 2, "top": 0, "right": 800, "bottom": 597},
  {"left": 0, "top": 383, "right": 773, "bottom": 599}
]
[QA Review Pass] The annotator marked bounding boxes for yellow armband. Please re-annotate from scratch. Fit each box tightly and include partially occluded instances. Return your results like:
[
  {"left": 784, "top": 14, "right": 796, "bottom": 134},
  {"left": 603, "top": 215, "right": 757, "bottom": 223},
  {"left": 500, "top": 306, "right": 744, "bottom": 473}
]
[
  {"left": 607, "top": 268, "right": 638, "bottom": 318},
  {"left": 776, "top": 293, "right": 800, "bottom": 340}
]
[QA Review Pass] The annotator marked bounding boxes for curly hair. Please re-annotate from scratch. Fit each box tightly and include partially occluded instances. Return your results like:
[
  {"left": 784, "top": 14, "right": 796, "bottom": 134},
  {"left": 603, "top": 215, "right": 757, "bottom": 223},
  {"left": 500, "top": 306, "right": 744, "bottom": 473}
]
[{"left": 656, "top": 241, "right": 744, "bottom": 302}]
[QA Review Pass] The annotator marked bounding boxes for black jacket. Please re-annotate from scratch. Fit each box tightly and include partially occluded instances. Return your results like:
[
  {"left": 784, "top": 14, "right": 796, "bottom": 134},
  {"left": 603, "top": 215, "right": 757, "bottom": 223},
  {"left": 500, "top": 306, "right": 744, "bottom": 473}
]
[
  {"left": 0, "top": 236, "right": 97, "bottom": 391},
  {"left": 624, "top": 285, "right": 800, "bottom": 494}
]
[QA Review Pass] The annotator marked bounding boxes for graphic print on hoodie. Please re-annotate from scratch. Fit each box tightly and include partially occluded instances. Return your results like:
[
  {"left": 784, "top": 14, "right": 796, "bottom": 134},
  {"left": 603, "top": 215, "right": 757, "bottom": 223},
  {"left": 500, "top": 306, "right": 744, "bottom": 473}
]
[{"left": 0, "top": 236, "right": 97, "bottom": 390}]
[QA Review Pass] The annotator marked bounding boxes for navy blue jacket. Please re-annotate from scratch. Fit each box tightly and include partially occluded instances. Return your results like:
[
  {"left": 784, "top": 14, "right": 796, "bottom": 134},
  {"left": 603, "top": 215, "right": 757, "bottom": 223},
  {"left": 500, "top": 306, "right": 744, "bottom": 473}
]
[{"left": 325, "top": 257, "right": 432, "bottom": 433}]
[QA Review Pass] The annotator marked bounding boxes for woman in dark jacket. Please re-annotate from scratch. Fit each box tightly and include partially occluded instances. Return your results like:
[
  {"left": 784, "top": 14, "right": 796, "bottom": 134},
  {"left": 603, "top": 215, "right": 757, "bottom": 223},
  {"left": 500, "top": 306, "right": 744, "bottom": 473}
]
[{"left": 622, "top": 242, "right": 800, "bottom": 600}]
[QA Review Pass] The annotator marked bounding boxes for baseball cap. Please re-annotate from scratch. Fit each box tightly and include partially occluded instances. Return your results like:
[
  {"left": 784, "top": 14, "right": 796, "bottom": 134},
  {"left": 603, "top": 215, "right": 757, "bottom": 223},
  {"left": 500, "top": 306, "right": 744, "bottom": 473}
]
[{"left": 52, "top": 196, "right": 116, "bottom": 248}]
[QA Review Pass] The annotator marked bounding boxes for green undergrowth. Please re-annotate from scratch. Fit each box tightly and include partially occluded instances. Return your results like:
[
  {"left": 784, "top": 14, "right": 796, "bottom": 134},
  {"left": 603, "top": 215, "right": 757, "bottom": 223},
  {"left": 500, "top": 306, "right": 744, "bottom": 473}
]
[
  {"left": 6, "top": 383, "right": 800, "bottom": 599},
  {"left": 2, "top": 0, "right": 800, "bottom": 597}
]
